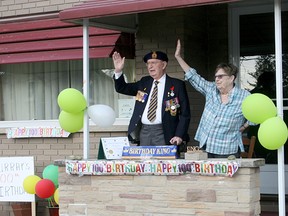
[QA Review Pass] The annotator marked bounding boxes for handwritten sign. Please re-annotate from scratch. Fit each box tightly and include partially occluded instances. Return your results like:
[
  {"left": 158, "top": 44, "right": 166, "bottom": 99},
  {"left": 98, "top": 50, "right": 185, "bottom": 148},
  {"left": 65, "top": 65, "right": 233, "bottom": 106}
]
[
  {"left": 6, "top": 127, "right": 70, "bottom": 138},
  {"left": 0, "top": 157, "right": 35, "bottom": 202},
  {"left": 98, "top": 137, "right": 130, "bottom": 159},
  {"left": 118, "top": 99, "right": 135, "bottom": 118},
  {"left": 66, "top": 160, "right": 239, "bottom": 177}
]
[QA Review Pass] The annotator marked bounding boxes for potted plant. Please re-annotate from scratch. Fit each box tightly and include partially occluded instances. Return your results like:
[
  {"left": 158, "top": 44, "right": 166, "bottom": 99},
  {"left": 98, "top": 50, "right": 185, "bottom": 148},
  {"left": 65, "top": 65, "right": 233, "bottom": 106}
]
[{"left": 47, "top": 196, "right": 59, "bottom": 216}]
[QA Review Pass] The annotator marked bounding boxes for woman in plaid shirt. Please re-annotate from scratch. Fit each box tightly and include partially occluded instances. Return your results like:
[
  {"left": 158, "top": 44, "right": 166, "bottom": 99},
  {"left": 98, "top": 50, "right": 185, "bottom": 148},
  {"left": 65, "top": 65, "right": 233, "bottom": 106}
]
[{"left": 175, "top": 39, "right": 251, "bottom": 158}]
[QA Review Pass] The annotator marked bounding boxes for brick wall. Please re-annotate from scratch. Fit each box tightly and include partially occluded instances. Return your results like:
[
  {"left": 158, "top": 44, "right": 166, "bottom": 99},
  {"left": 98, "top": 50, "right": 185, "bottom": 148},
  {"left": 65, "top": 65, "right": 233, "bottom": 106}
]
[
  {"left": 136, "top": 5, "right": 229, "bottom": 146},
  {"left": 58, "top": 160, "right": 263, "bottom": 216},
  {"left": 0, "top": 0, "right": 85, "bottom": 18},
  {"left": 0, "top": 127, "right": 127, "bottom": 216}
]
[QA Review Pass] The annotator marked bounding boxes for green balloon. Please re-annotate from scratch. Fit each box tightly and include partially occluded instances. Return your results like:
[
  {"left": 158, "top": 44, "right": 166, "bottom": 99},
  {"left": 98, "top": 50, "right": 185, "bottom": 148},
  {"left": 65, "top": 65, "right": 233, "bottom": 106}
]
[
  {"left": 242, "top": 93, "right": 277, "bottom": 124},
  {"left": 43, "top": 165, "right": 59, "bottom": 187},
  {"left": 59, "top": 110, "right": 84, "bottom": 133},
  {"left": 258, "top": 117, "right": 288, "bottom": 150},
  {"left": 57, "top": 88, "right": 87, "bottom": 113}
]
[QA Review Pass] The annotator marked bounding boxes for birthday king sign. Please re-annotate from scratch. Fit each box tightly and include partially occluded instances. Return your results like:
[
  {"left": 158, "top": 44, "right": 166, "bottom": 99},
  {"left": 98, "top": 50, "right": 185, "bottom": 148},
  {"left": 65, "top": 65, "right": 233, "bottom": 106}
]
[{"left": 66, "top": 160, "right": 239, "bottom": 177}]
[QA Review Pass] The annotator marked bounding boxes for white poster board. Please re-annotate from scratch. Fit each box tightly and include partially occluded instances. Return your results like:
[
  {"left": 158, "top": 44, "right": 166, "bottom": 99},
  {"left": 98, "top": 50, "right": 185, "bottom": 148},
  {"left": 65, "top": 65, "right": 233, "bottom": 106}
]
[
  {"left": 98, "top": 137, "right": 130, "bottom": 159},
  {"left": 0, "top": 156, "right": 35, "bottom": 202}
]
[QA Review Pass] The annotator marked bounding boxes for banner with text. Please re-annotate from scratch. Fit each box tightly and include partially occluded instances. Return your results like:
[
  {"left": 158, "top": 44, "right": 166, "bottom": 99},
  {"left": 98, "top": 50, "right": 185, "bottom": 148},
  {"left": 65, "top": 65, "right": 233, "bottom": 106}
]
[
  {"left": 66, "top": 160, "right": 239, "bottom": 177},
  {"left": 6, "top": 127, "right": 70, "bottom": 138}
]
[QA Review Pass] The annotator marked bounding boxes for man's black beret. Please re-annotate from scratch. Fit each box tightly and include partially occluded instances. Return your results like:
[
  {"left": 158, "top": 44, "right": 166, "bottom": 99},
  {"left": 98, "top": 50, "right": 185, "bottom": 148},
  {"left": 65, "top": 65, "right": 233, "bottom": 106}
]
[{"left": 143, "top": 51, "right": 168, "bottom": 63}]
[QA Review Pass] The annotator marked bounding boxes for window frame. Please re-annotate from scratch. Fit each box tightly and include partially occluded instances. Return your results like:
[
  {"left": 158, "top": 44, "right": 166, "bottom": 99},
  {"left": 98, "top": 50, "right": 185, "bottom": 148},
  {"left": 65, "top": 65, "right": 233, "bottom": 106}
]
[{"left": 0, "top": 58, "right": 132, "bottom": 129}]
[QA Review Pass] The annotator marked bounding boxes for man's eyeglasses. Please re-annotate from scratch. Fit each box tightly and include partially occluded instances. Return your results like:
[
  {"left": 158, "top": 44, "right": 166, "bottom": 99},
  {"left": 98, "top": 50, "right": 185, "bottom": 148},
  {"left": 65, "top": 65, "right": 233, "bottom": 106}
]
[
  {"left": 215, "top": 74, "right": 230, "bottom": 79},
  {"left": 146, "top": 61, "right": 161, "bottom": 67}
]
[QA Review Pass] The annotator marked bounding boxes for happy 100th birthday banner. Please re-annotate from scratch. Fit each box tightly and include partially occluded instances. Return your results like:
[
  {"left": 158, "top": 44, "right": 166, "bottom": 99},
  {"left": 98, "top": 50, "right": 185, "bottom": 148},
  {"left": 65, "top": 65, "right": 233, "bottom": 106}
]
[{"left": 66, "top": 160, "right": 239, "bottom": 177}]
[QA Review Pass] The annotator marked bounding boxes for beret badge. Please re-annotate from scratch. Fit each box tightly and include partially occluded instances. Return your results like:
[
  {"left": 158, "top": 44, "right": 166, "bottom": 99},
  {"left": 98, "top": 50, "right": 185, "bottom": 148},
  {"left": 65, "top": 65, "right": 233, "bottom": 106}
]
[{"left": 143, "top": 51, "right": 168, "bottom": 63}]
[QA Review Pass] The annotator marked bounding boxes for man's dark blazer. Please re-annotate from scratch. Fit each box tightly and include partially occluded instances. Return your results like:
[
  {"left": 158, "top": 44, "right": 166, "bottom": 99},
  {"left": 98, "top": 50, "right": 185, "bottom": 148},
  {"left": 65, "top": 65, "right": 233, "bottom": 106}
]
[{"left": 114, "top": 74, "right": 191, "bottom": 145}]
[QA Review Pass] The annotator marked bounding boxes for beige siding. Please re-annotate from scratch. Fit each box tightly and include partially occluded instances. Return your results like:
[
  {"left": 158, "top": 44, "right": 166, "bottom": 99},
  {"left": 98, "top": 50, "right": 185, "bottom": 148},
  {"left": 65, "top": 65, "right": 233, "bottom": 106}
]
[{"left": 0, "top": 0, "right": 85, "bottom": 18}]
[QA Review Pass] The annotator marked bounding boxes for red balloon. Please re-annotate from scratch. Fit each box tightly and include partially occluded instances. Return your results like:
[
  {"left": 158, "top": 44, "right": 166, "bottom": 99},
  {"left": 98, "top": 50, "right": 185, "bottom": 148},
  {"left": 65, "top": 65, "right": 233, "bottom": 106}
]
[{"left": 35, "top": 179, "right": 56, "bottom": 199}]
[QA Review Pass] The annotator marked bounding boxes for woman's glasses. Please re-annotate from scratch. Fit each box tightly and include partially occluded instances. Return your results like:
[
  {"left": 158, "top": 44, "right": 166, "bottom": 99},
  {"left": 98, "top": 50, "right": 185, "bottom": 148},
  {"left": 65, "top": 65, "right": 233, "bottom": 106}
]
[{"left": 215, "top": 74, "right": 230, "bottom": 79}]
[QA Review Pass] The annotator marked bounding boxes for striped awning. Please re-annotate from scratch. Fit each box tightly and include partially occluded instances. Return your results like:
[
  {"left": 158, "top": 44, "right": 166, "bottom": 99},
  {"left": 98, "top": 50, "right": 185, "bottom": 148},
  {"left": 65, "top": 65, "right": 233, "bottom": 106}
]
[{"left": 0, "top": 18, "right": 134, "bottom": 64}]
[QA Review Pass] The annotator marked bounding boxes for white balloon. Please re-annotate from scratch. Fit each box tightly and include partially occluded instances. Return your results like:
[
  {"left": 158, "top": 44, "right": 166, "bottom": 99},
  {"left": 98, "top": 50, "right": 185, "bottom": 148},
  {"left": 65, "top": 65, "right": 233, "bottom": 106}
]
[{"left": 87, "top": 104, "right": 116, "bottom": 127}]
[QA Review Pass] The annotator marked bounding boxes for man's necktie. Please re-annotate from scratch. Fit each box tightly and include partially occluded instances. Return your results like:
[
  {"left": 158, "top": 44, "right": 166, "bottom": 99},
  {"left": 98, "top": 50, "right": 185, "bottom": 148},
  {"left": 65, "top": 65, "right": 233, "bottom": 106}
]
[{"left": 147, "top": 81, "right": 159, "bottom": 122}]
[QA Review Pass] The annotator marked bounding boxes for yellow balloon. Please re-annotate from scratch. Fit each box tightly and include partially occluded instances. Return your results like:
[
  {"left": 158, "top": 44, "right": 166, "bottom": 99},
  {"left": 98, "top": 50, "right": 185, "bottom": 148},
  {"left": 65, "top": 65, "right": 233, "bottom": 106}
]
[
  {"left": 258, "top": 116, "right": 288, "bottom": 150},
  {"left": 23, "top": 175, "right": 41, "bottom": 194},
  {"left": 54, "top": 188, "right": 59, "bottom": 205},
  {"left": 242, "top": 93, "right": 277, "bottom": 124},
  {"left": 59, "top": 110, "right": 84, "bottom": 133},
  {"left": 57, "top": 88, "right": 87, "bottom": 113}
]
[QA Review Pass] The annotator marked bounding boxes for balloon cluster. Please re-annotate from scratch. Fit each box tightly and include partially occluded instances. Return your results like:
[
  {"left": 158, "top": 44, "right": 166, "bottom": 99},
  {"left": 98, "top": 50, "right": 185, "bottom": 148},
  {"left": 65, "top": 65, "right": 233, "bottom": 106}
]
[
  {"left": 23, "top": 165, "right": 59, "bottom": 206},
  {"left": 58, "top": 88, "right": 86, "bottom": 133},
  {"left": 57, "top": 88, "right": 116, "bottom": 133},
  {"left": 242, "top": 93, "right": 288, "bottom": 150}
]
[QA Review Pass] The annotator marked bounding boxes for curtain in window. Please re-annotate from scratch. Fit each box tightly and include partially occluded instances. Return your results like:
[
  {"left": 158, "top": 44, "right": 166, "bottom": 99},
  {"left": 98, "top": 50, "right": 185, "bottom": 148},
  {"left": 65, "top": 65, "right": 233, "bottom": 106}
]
[
  {"left": 0, "top": 58, "right": 134, "bottom": 121},
  {"left": 0, "top": 62, "right": 68, "bottom": 120},
  {"left": 88, "top": 59, "right": 135, "bottom": 116}
]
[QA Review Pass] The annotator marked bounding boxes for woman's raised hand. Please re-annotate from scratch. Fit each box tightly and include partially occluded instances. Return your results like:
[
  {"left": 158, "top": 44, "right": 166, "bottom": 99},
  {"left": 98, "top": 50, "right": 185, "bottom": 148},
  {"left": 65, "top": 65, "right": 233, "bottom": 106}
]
[{"left": 174, "top": 39, "right": 182, "bottom": 59}]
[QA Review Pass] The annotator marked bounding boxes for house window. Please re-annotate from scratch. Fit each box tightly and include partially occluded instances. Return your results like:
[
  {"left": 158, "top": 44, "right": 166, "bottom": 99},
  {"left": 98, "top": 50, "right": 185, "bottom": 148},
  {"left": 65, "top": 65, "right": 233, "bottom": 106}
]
[
  {"left": 237, "top": 10, "right": 288, "bottom": 133},
  {"left": 0, "top": 58, "right": 134, "bottom": 121}
]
